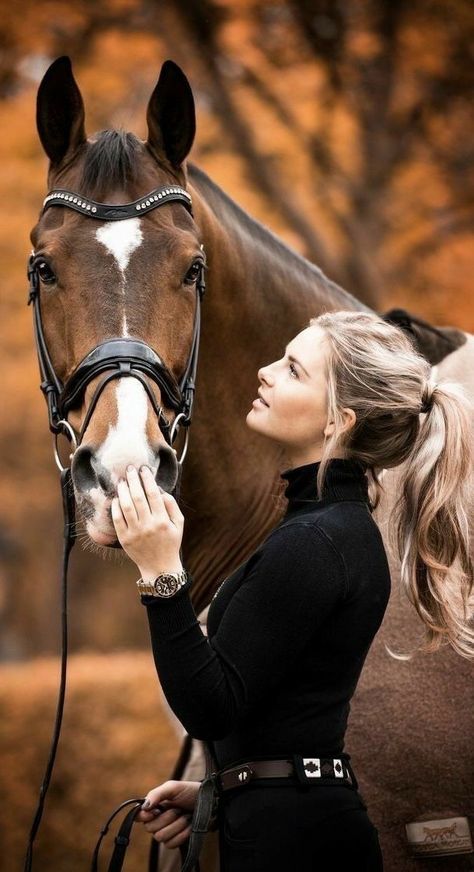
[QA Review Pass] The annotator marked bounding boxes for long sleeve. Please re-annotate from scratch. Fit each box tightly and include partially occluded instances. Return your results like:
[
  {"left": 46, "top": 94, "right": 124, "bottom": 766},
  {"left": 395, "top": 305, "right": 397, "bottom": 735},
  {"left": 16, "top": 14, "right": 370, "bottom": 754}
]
[{"left": 143, "top": 522, "right": 347, "bottom": 741}]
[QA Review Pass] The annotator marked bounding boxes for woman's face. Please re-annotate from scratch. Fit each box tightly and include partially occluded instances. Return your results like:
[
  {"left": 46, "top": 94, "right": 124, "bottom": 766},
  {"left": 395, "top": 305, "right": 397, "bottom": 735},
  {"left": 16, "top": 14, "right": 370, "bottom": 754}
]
[{"left": 246, "top": 324, "right": 353, "bottom": 466}]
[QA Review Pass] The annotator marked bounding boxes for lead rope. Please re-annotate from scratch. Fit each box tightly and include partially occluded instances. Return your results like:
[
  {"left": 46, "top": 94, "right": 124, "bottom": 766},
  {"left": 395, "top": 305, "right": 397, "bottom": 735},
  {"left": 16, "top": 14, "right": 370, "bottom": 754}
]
[
  {"left": 23, "top": 467, "right": 76, "bottom": 872},
  {"left": 24, "top": 451, "right": 213, "bottom": 871}
]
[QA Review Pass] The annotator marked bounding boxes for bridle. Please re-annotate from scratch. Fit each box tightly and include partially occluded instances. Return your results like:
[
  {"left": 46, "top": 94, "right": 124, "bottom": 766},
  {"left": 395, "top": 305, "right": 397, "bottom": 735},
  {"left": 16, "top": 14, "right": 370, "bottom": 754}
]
[
  {"left": 24, "top": 184, "right": 208, "bottom": 872},
  {"left": 27, "top": 183, "right": 206, "bottom": 471}
]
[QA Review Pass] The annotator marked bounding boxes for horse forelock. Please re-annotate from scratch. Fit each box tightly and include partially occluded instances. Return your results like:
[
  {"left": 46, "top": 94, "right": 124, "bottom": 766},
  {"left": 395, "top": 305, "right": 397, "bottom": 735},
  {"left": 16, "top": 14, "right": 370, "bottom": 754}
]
[{"left": 79, "top": 129, "right": 143, "bottom": 199}]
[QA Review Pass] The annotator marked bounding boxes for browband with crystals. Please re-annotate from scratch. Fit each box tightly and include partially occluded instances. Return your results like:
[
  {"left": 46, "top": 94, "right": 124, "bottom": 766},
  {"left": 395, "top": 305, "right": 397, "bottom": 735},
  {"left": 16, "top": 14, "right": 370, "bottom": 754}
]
[{"left": 42, "top": 185, "right": 193, "bottom": 221}]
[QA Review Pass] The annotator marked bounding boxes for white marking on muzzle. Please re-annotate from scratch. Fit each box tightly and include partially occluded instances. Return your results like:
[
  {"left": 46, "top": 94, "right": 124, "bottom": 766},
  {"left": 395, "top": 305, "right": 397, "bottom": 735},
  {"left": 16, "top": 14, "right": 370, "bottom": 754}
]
[
  {"left": 95, "top": 218, "right": 143, "bottom": 334},
  {"left": 97, "top": 377, "right": 152, "bottom": 486}
]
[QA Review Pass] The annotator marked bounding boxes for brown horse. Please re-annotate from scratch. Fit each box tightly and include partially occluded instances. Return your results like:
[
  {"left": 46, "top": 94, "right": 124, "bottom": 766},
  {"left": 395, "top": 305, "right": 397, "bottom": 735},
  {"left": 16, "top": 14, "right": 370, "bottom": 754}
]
[{"left": 33, "top": 57, "right": 472, "bottom": 871}]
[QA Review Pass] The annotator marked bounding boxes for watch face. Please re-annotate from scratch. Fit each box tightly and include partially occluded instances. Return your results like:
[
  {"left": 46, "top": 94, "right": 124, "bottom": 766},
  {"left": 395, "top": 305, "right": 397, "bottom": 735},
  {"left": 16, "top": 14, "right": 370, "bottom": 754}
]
[{"left": 154, "top": 574, "right": 181, "bottom": 597}]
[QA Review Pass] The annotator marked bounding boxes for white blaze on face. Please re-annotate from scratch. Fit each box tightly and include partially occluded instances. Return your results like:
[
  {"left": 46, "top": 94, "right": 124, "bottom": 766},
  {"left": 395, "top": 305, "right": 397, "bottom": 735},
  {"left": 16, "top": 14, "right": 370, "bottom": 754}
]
[
  {"left": 95, "top": 218, "right": 143, "bottom": 335},
  {"left": 97, "top": 377, "right": 151, "bottom": 484},
  {"left": 85, "top": 217, "right": 154, "bottom": 541}
]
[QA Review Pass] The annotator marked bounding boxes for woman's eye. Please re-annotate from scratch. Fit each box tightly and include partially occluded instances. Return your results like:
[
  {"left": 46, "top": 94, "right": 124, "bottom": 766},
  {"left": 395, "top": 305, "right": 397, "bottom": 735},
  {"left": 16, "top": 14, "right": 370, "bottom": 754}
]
[
  {"left": 184, "top": 261, "right": 202, "bottom": 285},
  {"left": 37, "top": 260, "right": 56, "bottom": 284},
  {"left": 289, "top": 362, "right": 299, "bottom": 378}
]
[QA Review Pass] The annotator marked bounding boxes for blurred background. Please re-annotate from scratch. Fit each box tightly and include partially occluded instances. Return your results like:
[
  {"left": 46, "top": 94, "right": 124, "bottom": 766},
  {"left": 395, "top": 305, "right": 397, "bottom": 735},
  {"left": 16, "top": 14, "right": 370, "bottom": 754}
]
[{"left": 1, "top": 0, "right": 473, "bottom": 869}]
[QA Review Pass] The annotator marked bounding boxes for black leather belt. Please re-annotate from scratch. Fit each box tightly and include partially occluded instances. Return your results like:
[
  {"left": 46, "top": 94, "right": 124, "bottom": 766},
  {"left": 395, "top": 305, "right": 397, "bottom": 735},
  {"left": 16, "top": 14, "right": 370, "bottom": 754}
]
[{"left": 216, "top": 756, "right": 357, "bottom": 792}]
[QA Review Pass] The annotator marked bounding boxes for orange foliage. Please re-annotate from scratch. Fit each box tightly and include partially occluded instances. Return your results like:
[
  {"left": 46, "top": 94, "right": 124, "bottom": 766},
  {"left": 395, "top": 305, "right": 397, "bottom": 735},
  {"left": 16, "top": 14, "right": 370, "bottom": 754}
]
[
  {"left": 0, "top": 0, "right": 472, "bottom": 661},
  {"left": 1, "top": 652, "right": 181, "bottom": 870}
]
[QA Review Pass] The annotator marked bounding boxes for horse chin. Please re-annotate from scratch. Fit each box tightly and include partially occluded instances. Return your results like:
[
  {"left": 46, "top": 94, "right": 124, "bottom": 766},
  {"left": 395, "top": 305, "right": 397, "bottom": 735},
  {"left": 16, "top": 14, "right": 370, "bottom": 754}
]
[
  {"left": 73, "top": 493, "right": 118, "bottom": 547},
  {"left": 85, "top": 519, "right": 120, "bottom": 548}
]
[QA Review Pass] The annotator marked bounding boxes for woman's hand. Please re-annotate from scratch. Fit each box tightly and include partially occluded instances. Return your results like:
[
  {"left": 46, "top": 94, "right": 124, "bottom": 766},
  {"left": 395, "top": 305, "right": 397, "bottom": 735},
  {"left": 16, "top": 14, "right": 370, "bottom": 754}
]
[
  {"left": 136, "top": 779, "right": 201, "bottom": 849},
  {"left": 111, "top": 466, "right": 184, "bottom": 580}
]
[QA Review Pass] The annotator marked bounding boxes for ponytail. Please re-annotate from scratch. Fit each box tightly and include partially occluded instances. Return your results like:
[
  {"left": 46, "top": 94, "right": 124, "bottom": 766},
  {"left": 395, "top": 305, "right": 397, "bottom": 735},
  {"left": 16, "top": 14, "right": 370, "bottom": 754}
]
[
  {"left": 309, "top": 310, "right": 474, "bottom": 658},
  {"left": 391, "top": 380, "right": 474, "bottom": 657}
]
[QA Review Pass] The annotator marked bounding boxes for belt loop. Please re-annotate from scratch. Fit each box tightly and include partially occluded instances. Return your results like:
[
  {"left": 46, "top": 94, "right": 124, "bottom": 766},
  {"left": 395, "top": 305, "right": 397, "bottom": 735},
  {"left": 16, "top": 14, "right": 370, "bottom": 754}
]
[{"left": 291, "top": 754, "right": 311, "bottom": 791}]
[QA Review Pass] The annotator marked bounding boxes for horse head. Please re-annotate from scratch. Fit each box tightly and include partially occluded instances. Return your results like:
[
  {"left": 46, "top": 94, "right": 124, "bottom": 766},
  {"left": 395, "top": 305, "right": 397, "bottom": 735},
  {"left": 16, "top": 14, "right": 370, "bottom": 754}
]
[{"left": 31, "top": 56, "right": 204, "bottom": 548}]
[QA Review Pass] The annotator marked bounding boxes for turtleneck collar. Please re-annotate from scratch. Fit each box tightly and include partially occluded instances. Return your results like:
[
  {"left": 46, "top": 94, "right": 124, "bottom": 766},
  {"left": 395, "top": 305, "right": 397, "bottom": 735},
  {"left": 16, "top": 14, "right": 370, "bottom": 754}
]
[{"left": 280, "top": 457, "right": 372, "bottom": 517}]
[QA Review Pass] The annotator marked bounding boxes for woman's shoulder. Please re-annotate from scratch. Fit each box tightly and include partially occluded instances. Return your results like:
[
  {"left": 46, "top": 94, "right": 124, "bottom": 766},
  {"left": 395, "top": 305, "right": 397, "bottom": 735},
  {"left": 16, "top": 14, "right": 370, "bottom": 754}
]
[
  {"left": 256, "top": 510, "right": 353, "bottom": 581},
  {"left": 269, "top": 500, "right": 387, "bottom": 575},
  {"left": 274, "top": 499, "right": 374, "bottom": 539}
]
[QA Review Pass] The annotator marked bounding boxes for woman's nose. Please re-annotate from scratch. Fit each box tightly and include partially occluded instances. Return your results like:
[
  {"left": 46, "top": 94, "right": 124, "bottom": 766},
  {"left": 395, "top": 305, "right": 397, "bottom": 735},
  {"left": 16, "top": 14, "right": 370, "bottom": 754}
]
[{"left": 258, "top": 362, "right": 274, "bottom": 384}]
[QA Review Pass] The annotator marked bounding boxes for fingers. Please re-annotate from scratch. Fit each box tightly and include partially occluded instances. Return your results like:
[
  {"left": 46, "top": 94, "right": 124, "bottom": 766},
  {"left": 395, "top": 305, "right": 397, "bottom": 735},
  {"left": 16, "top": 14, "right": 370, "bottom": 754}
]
[
  {"left": 116, "top": 478, "right": 139, "bottom": 525},
  {"left": 140, "top": 780, "right": 181, "bottom": 811},
  {"left": 143, "top": 808, "right": 192, "bottom": 847},
  {"left": 111, "top": 495, "right": 127, "bottom": 534},
  {"left": 124, "top": 466, "right": 153, "bottom": 522},
  {"left": 140, "top": 467, "right": 184, "bottom": 528},
  {"left": 139, "top": 466, "right": 166, "bottom": 513},
  {"left": 163, "top": 821, "right": 192, "bottom": 849},
  {"left": 136, "top": 802, "right": 167, "bottom": 823},
  {"left": 116, "top": 465, "right": 183, "bottom": 528},
  {"left": 160, "top": 490, "right": 184, "bottom": 529}
]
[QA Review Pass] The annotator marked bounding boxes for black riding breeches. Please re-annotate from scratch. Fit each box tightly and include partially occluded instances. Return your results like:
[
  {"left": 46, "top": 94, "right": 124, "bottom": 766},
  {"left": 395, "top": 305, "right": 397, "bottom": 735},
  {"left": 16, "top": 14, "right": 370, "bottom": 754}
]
[{"left": 217, "top": 781, "right": 383, "bottom": 872}]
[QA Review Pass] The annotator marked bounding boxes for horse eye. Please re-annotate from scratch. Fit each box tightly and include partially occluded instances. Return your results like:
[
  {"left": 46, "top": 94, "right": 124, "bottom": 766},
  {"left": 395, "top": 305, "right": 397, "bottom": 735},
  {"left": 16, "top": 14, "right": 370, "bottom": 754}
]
[
  {"left": 37, "top": 260, "right": 56, "bottom": 284},
  {"left": 184, "top": 261, "right": 202, "bottom": 285}
]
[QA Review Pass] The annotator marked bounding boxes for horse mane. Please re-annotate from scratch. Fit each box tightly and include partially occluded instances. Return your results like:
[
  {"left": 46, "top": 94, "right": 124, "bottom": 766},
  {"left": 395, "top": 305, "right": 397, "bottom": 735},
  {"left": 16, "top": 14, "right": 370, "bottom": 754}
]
[
  {"left": 187, "top": 162, "right": 367, "bottom": 309},
  {"left": 80, "top": 129, "right": 142, "bottom": 197}
]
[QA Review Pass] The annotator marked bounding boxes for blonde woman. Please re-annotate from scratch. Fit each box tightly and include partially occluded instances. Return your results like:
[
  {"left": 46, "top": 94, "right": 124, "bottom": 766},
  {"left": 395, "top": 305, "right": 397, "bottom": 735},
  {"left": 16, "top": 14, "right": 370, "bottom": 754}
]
[{"left": 111, "top": 310, "right": 473, "bottom": 871}]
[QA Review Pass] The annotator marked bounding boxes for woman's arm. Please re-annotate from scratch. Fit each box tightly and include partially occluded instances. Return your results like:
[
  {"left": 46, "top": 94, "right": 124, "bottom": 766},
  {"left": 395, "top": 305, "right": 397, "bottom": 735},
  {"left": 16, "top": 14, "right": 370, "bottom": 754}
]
[
  {"left": 111, "top": 465, "right": 346, "bottom": 741},
  {"left": 144, "top": 523, "right": 346, "bottom": 739}
]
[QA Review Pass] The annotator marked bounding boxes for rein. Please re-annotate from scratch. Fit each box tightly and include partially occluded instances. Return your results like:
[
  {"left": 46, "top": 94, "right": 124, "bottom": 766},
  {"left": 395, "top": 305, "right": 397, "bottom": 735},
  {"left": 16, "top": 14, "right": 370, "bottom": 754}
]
[{"left": 24, "top": 184, "right": 212, "bottom": 871}]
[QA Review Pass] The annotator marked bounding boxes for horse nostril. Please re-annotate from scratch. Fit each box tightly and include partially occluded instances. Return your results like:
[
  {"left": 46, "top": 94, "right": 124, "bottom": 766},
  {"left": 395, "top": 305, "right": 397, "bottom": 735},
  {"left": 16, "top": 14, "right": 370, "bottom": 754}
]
[
  {"left": 97, "top": 470, "right": 111, "bottom": 493},
  {"left": 71, "top": 445, "right": 97, "bottom": 493},
  {"left": 156, "top": 445, "right": 180, "bottom": 492},
  {"left": 71, "top": 446, "right": 113, "bottom": 496}
]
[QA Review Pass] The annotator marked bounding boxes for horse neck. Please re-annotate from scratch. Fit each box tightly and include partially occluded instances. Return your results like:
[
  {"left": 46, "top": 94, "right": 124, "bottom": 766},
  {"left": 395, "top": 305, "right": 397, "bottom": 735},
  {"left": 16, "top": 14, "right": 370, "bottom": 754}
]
[{"left": 188, "top": 162, "right": 373, "bottom": 324}]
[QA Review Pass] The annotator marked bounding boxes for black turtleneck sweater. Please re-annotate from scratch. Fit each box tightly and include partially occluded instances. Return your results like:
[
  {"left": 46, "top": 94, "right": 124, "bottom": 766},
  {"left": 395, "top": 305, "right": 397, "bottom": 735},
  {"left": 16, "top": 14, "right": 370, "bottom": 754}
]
[{"left": 144, "top": 458, "right": 391, "bottom": 769}]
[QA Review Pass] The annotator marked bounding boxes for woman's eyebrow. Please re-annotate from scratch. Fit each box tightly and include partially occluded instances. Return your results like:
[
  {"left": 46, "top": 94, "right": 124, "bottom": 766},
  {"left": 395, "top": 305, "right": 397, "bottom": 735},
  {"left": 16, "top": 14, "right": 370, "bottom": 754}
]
[{"left": 284, "top": 345, "right": 311, "bottom": 378}]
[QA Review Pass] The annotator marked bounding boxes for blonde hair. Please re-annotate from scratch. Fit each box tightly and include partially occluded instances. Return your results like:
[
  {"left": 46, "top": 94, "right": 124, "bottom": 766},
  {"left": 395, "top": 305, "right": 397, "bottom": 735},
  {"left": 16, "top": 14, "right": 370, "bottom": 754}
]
[{"left": 309, "top": 310, "right": 474, "bottom": 659}]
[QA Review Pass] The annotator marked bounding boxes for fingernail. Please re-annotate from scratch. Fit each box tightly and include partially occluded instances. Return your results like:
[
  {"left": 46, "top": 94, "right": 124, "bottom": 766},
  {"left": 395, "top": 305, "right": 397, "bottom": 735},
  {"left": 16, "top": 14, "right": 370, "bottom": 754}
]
[
  {"left": 127, "top": 465, "right": 135, "bottom": 473},
  {"left": 142, "top": 799, "right": 151, "bottom": 809}
]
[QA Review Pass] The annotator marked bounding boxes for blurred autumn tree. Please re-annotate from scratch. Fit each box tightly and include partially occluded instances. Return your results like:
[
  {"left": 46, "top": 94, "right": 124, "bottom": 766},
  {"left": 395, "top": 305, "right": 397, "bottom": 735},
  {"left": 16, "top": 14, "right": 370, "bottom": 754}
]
[{"left": 0, "top": 0, "right": 473, "bottom": 658}]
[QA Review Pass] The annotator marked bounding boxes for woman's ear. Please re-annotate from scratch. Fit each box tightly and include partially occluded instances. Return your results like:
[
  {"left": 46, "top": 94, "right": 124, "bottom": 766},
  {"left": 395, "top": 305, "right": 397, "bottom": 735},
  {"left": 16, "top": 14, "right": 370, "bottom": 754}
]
[{"left": 324, "top": 408, "right": 356, "bottom": 438}]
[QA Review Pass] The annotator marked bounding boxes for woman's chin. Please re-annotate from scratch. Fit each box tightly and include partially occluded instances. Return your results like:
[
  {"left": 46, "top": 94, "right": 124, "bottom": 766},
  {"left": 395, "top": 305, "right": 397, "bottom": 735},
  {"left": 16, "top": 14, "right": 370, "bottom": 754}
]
[
  {"left": 245, "top": 407, "right": 263, "bottom": 429},
  {"left": 245, "top": 408, "right": 273, "bottom": 440}
]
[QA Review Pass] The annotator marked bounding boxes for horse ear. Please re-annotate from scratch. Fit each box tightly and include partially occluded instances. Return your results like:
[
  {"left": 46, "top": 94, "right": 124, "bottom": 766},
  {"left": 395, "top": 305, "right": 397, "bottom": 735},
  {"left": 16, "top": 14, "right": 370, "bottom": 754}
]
[
  {"left": 36, "top": 56, "right": 86, "bottom": 165},
  {"left": 146, "top": 60, "right": 196, "bottom": 169}
]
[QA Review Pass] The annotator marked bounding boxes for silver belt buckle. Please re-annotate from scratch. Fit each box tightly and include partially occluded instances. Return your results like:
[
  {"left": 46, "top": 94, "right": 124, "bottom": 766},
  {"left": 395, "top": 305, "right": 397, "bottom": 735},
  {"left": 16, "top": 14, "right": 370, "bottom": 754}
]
[{"left": 303, "top": 757, "right": 321, "bottom": 778}]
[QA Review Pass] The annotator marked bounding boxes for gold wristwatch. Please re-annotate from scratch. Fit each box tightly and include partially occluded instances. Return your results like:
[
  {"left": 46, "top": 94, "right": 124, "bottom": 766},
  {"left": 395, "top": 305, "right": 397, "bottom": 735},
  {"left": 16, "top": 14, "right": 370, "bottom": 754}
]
[{"left": 136, "top": 568, "right": 189, "bottom": 598}]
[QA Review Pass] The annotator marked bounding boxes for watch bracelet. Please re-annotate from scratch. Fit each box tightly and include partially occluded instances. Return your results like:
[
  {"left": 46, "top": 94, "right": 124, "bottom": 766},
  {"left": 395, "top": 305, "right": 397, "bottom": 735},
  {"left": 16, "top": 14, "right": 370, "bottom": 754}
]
[{"left": 138, "top": 568, "right": 192, "bottom": 600}]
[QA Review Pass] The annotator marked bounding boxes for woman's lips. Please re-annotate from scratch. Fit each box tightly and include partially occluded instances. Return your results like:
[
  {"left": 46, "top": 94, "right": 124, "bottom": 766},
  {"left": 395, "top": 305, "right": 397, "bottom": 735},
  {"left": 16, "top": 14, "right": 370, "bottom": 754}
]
[{"left": 252, "top": 397, "right": 269, "bottom": 407}]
